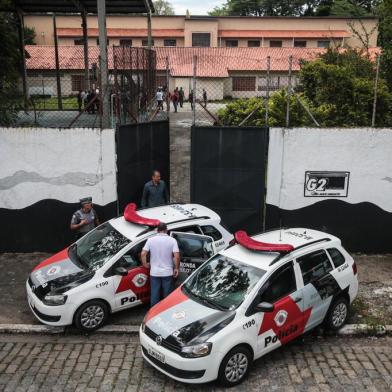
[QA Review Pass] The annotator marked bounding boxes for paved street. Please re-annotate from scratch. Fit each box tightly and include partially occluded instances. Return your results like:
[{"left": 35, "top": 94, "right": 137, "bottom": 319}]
[{"left": 0, "top": 333, "right": 391, "bottom": 391}]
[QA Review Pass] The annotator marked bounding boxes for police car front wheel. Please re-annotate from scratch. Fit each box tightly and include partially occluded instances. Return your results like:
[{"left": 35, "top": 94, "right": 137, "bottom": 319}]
[
  {"left": 218, "top": 345, "right": 252, "bottom": 387},
  {"left": 74, "top": 300, "right": 109, "bottom": 332},
  {"left": 325, "top": 297, "right": 349, "bottom": 331}
]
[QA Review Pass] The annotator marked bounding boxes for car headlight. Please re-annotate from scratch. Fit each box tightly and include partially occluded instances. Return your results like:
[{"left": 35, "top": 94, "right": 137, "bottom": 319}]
[
  {"left": 181, "top": 342, "right": 212, "bottom": 358},
  {"left": 43, "top": 294, "right": 67, "bottom": 306}
]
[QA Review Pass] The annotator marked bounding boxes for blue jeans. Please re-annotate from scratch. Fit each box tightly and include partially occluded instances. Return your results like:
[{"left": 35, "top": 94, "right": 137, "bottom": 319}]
[{"left": 150, "top": 275, "right": 174, "bottom": 307}]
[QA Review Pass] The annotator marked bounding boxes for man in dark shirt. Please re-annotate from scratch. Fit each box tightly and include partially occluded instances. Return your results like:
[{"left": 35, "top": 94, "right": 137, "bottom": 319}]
[{"left": 141, "top": 170, "right": 169, "bottom": 208}]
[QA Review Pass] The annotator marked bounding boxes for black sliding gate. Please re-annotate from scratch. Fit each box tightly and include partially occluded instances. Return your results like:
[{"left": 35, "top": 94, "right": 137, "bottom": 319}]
[
  {"left": 191, "top": 126, "right": 268, "bottom": 234},
  {"left": 117, "top": 121, "right": 170, "bottom": 212}
]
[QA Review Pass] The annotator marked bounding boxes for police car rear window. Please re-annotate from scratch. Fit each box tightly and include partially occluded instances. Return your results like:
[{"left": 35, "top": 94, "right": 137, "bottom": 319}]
[
  {"left": 327, "top": 248, "right": 346, "bottom": 268},
  {"left": 200, "top": 225, "right": 223, "bottom": 241}
]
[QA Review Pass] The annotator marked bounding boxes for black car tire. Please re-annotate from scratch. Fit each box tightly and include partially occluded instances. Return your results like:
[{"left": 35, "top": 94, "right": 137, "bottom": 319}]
[
  {"left": 218, "top": 345, "right": 252, "bottom": 387},
  {"left": 325, "top": 297, "right": 349, "bottom": 331},
  {"left": 74, "top": 299, "right": 109, "bottom": 332}
]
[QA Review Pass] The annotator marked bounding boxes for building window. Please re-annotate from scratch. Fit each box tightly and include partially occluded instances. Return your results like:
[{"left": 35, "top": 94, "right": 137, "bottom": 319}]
[
  {"left": 294, "top": 40, "right": 306, "bottom": 47},
  {"left": 192, "top": 33, "right": 211, "bottom": 47},
  {"left": 248, "top": 40, "right": 260, "bottom": 47},
  {"left": 269, "top": 40, "right": 282, "bottom": 47},
  {"left": 96, "top": 38, "right": 109, "bottom": 46},
  {"left": 225, "top": 40, "right": 238, "bottom": 47},
  {"left": 74, "top": 38, "right": 84, "bottom": 45},
  {"left": 164, "top": 39, "right": 176, "bottom": 47},
  {"left": 318, "top": 40, "right": 330, "bottom": 48},
  {"left": 232, "top": 76, "right": 256, "bottom": 91},
  {"left": 71, "top": 75, "right": 85, "bottom": 92},
  {"left": 142, "top": 39, "right": 155, "bottom": 46},
  {"left": 119, "top": 39, "right": 132, "bottom": 46},
  {"left": 156, "top": 75, "right": 167, "bottom": 88}
]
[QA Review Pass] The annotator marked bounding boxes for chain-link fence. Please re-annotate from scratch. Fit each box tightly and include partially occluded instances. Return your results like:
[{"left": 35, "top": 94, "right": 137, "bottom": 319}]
[
  {"left": 158, "top": 48, "right": 384, "bottom": 128},
  {"left": 1, "top": 46, "right": 385, "bottom": 128},
  {"left": 3, "top": 45, "right": 163, "bottom": 128}
]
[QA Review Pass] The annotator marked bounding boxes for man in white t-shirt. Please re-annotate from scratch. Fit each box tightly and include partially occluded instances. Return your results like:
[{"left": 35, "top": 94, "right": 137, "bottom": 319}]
[{"left": 141, "top": 223, "right": 180, "bottom": 307}]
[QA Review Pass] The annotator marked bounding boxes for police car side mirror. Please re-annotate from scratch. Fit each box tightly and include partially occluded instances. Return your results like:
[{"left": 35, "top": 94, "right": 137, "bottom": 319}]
[
  {"left": 254, "top": 302, "right": 274, "bottom": 313},
  {"left": 114, "top": 266, "right": 128, "bottom": 276}
]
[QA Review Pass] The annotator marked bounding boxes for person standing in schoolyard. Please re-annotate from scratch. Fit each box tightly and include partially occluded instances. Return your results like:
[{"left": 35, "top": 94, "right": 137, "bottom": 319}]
[
  {"left": 141, "top": 223, "right": 180, "bottom": 307},
  {"left": 172, "top": 88, "right": 180, "bottom": 113},
  {"left": 156, "top": 88, "right": 164, "bottom": 110},
  {"left": 202, "top": 88, "right": 208, "bottom": 107},
  {"left": 179, "top": 87, "right": 184, "bottom": 108}
]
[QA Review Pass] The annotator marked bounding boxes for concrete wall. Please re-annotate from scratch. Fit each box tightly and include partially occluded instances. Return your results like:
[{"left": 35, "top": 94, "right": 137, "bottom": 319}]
[
  {"left": 266, "top": 128, "right": 392, "bottom": 252},
  {"left": 0, "top": 127, "right": 117, "bottom": 251}
]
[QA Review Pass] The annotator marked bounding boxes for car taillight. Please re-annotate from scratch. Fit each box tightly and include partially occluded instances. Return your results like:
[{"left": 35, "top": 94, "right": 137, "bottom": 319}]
[{"left": 352, "top": 261, "right": 357, "bottom": 275}]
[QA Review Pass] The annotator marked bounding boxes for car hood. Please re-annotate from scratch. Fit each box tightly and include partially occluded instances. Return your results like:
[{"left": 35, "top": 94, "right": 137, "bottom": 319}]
[
  {"left": 145, "top": 287, "right": 235, "bottom": 347},
  {"left": 29, "top": 248, "right": 94, "bottom": 299}
]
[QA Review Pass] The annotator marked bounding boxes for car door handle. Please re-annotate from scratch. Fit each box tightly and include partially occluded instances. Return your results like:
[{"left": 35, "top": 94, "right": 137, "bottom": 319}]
[{"left": 294, "top": 297, "right": 302, "bottom": 303}]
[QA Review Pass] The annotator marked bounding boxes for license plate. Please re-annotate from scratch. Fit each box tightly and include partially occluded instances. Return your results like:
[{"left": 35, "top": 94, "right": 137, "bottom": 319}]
[{"left": 148, "top": 347, "right": 165, "bottom": 363}]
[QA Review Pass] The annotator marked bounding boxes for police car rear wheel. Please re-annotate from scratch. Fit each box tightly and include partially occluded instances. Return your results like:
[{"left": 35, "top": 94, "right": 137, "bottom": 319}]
[
  {"left": 74, "top": 300, "right": 109, "bottom": 332},
  {"left": 326, "top": 297, "right": 349, "bottom": 331},
  {"left": 218, "top": 346, "right": 252, "bottom": 387}
]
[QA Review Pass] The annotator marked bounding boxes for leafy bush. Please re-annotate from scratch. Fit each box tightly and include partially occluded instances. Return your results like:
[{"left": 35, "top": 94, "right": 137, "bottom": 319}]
[{"left": 218, "top": 49, "right": 392, "bottom": 127}]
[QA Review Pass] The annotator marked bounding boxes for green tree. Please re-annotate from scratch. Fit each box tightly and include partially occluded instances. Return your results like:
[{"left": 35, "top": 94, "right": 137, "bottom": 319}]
[
  {"left": 378, "top": 0, "right": 392, "bottom": 91},
  {"left": 0, "top": 0, "right": 24, "bottom": 125},
  {"left": 218, "top": 49, "right": 392, "bottom": 127},
  {"left": 153, "top": 0, "right": 175, "bottom": 15},
  {"left": 24, "top": 26, "right": 36, "bottom": 44}
]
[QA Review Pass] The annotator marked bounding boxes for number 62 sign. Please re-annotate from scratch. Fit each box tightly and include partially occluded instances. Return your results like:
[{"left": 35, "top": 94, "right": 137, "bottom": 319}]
[{"left": 304, "top": 171, "right": 350, "bottom": 197}]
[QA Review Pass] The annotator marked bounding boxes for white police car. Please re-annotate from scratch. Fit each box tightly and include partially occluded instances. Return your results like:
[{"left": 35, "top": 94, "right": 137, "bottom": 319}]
[
  {"left": 26, "top": 203, "right": 233, "bottom": 332},
  {"left": 140, "top": 227, "right": 358, "bottom": 386}
]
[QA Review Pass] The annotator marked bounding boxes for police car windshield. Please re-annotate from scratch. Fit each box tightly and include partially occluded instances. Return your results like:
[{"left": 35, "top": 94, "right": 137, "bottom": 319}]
[
  {"left": 183, "top": 255, "right": 265, "bottom": 310},
  {"left": 74, "top": 222, "right": 130, "bottom": 270}
]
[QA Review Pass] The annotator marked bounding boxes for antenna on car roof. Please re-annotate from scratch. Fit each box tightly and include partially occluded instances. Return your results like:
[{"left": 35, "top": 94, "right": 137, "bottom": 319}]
[{"left": 279, "top": 217, "right": 282, "bottom": 242}]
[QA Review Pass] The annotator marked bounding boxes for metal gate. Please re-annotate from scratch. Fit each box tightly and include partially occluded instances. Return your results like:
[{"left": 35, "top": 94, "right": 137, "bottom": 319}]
[
  {"left": 191, "top": 126, "right": 268, "bottom": 234},
  {"left": 117, "top": 121, "right": 170, "bottom": 212}
]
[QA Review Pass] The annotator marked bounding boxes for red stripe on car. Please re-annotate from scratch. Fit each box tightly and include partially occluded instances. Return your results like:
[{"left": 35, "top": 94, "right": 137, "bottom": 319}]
[
  {"left": 145, "top": 287, "right": 188, "bottom": 323},
  {"left": 32, "top": 248, "right": 69, "bottom": 271}
]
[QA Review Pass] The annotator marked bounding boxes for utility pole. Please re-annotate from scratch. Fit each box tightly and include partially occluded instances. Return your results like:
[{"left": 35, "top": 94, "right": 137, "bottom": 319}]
[
  {"left": 53, "top": 14, "right": 63, "bottom": 110},
  {"left": 286, "top": 55, "right": 293, "bottom": 128},
  {"left": 97, "top": 0, "right": 110, "bottom": 128}
]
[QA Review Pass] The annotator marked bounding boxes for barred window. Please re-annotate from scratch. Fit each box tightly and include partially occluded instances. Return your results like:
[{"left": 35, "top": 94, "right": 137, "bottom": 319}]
[
  {"left": 164, "top": 39, "right": 176, "bottom": 47},
  {"left": 248, "top": 40, "right": 260, "bottom": 47},
  {"left": 192, "top": 33, "right": 211, "bottom": 47},
  {"left": 71, "top": 75, "right": 85, "bottom": 92},
  {"left": 74, "top": 38, "right": 84, "bottom": 45},
  {"left": 226, "top": 40, "right": 238, "bottom": 47},
  {"left": 294, "top": 40, "right": 306, "bottom": 47},
  {"left": 156, "top": 75, "right": 167, "bottom": 88},
  {"left": 120, "top": 39, "right": 132, "bottom": 46},
  {"left": 318, "top": 40, "right": 330, "bottom": 48},
  {"left": 232, "top": 76, "right": 256, "bottom": 92},
  {"left": 270, "top": 40, "right": 282, "bottom": 47},
  {"left": 142, "top": 39, "right": 155, "bottom": 46}
]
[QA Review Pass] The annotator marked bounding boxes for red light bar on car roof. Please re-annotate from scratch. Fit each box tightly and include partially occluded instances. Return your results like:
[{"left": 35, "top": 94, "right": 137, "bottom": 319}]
[
  {"left": 235, "top": 230, "right": 294, "bottom": 253},
  {"left": 124, "top": 203, "right": 161, "bottom": 227}
]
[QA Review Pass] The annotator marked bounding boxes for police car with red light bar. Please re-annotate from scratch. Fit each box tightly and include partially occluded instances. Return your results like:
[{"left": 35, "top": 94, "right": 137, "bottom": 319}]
[
  {"left": 140, "top": 227, "right": 358, "bottom": 386},
  {"left": 26, "top": 203, "right": 233, "bottom": 332}
]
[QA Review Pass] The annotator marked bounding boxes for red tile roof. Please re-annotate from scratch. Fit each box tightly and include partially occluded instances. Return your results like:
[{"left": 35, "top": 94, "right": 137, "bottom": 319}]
[
  {"left": 219, "top": 30, "right": 351, "bottom": 38},
  {"left": 57, "top": 28, "right": 184, "bottom": 38},
  {"left": 25, "top": 46, "right": 380, "bottom": 78}
]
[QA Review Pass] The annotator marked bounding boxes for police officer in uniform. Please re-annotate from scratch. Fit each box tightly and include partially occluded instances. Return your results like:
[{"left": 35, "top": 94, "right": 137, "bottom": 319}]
[{"left": 70, "top": 197, "right": 100, "bottom": 240}]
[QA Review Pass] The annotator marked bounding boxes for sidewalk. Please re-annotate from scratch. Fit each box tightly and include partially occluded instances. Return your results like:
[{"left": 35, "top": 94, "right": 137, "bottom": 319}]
[{"left": 0, "top": 252, "right": 391, "bottom": 328}]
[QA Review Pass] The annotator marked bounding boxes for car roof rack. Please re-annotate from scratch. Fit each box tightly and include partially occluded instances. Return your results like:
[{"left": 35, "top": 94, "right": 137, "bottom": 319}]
[{"left": 268, "top": 238, "right": 332, "bottom": 266}]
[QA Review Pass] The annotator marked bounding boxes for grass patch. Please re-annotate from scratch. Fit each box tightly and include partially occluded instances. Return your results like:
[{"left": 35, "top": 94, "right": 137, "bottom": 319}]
[
  {"left": 29, "top": 97, "right": 79, "bottom": 110},
  {"left": 350, "top": 296, "right": 385, "bottom": 326}
]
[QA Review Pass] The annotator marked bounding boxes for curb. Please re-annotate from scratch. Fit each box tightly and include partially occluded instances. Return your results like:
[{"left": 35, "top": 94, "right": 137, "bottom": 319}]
[{"left": 0, "top": 323, "right": 390, "bottom": 336}]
